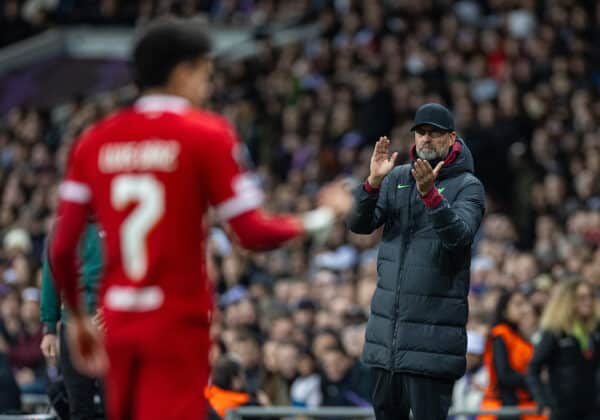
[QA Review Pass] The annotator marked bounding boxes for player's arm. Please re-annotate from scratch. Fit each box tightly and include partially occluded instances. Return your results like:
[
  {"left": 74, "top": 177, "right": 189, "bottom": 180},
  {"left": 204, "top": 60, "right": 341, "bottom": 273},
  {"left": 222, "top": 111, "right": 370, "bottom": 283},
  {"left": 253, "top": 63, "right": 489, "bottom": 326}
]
[
  {"left": 48, "top": 142, "right": 91, "bottom": 318},
  {"left": 206, "top": 124, "right": 345, "bottom": 250},
  {"left": 48, "top": 141, "right": 108, "bottom": 377},
  {"left": 215, "top": 177, "right": 339, "bottom": 251},
  {"left": 50, "top": 194, "right": 89, "bottom": 317}
]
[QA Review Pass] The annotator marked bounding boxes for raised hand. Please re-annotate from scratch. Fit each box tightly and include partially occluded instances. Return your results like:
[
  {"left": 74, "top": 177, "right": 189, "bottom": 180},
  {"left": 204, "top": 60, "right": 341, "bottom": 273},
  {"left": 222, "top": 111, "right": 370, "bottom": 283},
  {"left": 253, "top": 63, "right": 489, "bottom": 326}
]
[
  {"left": 368, "top": 137, "right": 398, "bottom": 188},
  {"left": 411, "top": 158, "right": 444, "bottom": 195}
]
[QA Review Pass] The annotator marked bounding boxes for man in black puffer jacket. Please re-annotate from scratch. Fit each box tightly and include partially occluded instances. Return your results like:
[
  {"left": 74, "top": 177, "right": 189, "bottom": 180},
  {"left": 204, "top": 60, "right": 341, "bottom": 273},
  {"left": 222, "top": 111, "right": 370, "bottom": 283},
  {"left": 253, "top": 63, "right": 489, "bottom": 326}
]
[{"left": 347, "top": 103, "right": 485, "bottom": 420}]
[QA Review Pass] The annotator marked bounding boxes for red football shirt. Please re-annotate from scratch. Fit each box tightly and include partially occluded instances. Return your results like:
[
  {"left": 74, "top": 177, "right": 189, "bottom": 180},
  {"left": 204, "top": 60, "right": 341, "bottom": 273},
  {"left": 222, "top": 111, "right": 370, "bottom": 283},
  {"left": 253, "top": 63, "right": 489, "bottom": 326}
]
[{"left": 51, "top": 95, "right": 302, "bottom": 323}]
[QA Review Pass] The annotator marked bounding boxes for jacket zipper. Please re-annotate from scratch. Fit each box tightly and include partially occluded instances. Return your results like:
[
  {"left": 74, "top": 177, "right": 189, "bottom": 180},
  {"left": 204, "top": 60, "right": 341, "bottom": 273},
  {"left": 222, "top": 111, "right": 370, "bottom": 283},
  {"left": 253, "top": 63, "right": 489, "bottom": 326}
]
[{"left": 389, "top": 178, "right": 415, "bottom": 370}]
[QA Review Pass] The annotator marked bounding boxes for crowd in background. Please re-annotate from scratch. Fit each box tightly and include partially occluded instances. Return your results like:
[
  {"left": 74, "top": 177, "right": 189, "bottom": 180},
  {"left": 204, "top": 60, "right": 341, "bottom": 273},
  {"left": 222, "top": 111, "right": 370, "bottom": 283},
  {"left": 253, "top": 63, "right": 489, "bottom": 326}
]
[
  {"left": 1, "top": 0, "right": 600, "bottom": 416},
  {"left": 0, "top": 0, "right": 321, "bottom": 47}
]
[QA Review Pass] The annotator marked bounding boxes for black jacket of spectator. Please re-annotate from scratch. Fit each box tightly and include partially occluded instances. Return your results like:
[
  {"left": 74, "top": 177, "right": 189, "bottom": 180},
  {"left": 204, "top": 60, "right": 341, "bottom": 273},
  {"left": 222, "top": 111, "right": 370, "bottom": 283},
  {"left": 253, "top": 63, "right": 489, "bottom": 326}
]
[
  {"left": 527, "top": 328, "right": 600, "bottom": 418},
  {"left": 0, "top": 352, "right": 20, "bottom": 413},
  {"left": 320, "top": 361, "right": 372, "bottom": 407},
  {"left": 347, "top": 139, "right": 485, "bottom": 379}
]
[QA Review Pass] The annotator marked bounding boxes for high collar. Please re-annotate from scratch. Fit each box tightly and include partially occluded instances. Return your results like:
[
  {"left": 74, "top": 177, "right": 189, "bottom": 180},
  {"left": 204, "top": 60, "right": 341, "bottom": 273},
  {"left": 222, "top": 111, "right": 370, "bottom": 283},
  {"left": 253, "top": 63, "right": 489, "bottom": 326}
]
[{"left": 134, "top": 94, "right": 190, "bottom": 113}]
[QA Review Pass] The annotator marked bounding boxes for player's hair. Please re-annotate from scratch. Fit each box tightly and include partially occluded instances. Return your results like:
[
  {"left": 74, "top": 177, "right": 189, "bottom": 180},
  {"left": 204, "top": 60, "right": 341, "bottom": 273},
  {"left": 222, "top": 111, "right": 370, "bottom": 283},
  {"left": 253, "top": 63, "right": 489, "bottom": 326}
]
[
  {"left": 132, "top": 17, "right": 212, "bottom": 90},
  {"left": 212, "top": 355, "right": 243, "bottom": 390}
]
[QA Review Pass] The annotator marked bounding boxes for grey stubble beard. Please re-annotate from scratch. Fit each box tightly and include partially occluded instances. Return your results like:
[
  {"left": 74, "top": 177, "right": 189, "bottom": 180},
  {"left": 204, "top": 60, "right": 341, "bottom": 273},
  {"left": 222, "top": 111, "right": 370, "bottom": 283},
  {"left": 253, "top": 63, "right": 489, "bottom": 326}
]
[{"left": 416, "top": 147, "right": 444, "bottom": 160}]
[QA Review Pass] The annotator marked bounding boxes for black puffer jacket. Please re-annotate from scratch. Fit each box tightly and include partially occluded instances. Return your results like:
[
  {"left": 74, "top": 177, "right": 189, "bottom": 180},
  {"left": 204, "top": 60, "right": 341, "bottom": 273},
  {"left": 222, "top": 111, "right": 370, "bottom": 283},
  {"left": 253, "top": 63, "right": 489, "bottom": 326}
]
[
  {"left": 347, "top": 139, "right": 485, "bottom": 379},
  {"left": 527, "top": 327, "right": 600, "bottom": 417}
]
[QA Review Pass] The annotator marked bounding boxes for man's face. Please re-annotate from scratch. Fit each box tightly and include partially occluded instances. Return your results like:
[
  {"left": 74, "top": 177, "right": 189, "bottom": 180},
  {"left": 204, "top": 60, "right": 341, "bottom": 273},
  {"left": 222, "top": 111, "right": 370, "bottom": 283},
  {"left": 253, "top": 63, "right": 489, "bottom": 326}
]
[{"left": 414, "top": 124, "right": 456, "bottom": 160}]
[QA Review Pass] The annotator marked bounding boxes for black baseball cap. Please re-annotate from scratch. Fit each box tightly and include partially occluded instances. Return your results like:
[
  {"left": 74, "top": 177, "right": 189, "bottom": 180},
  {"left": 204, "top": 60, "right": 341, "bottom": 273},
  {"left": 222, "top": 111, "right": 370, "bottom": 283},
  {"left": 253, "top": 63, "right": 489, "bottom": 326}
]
[{"left": 410, "top": 103, "right": 455, "bottom": 132}]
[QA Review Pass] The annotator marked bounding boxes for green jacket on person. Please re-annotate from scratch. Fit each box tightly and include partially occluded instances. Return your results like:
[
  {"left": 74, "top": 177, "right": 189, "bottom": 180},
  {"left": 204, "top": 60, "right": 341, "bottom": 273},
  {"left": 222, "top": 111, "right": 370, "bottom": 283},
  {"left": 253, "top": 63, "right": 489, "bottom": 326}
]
[{"left": 40, "top": 223, "right": 103, "bottom": 334}]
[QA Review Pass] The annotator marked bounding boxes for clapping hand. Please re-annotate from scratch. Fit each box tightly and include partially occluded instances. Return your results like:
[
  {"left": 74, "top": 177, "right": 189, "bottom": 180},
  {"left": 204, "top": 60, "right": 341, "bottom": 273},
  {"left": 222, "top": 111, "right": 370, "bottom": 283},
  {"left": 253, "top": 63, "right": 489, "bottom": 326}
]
[
  {"left": 368, "top": 137, "right": 398, "bottom": 188},
  {"left": 411, "top": 158, "right": 444, "bottom": 195}
]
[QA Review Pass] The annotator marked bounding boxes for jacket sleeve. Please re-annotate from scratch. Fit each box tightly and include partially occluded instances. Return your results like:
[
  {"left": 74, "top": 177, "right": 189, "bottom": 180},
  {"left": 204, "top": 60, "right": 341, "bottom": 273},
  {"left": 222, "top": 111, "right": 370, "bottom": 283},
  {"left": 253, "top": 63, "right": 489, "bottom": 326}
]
[
  {"left": 526, "top": 331, "right": 556, "bottom": 409},
  {"left": 81, "top": 224, "right": 104, "bottom": 313},
  {"left": 492, "top": 336, "right": 527, "bottom": 389},
  {"left": 425, "top": 179, "right": 485, "bottom": 250},
  {"left": 346, "top": 174, "right": 391, "bottom": 234},
  {"left": 40, "top": 250, "right": 61, "bottom": 334}
]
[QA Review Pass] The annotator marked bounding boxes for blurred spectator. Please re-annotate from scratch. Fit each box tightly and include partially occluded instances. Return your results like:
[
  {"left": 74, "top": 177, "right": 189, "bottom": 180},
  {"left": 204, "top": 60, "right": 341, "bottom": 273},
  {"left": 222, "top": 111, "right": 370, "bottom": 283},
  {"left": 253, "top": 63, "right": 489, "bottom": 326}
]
[
  {"left": 229, "top": 328, "right": 264, "bottom": 395},
  {"left": 527, "top": 279, "right": 600, "bottom": 420},
  {"left": 205, "top": 355, "right": 262, "bottom": 420},
  {"left": 290, "top": 351, "right": 321, "bottom": 408},
  {"left": 0, "top": 287, "right": 46, "bottom": 394},
  {"left": 0, "top": 341, "right": 20, "bottom": 413},
  {"left": 480, "top": 290, "right": 544, "bottom": 420},
  {"left": 451, "top": 331, "right": 488, "bottom": 420},
  {"left": 318, "top": 346, "right": 371, "bottom": 408},
  {"left": 261, "top": 341, "right": 298, "bottom": 406}
]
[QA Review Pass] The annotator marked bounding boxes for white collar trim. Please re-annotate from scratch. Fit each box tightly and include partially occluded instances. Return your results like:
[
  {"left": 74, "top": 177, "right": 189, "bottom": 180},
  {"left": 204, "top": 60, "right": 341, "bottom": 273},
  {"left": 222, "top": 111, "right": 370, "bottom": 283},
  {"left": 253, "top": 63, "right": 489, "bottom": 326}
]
[{"left": 134, "top": 94, "right": 190, "bottom": 113}]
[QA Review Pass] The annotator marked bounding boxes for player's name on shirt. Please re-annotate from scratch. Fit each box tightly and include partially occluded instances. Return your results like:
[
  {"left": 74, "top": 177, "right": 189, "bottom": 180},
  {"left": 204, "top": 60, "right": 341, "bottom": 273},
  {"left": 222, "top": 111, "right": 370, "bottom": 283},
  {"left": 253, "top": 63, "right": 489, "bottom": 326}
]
[{"left": 99, "top": 140, "right": 180, "bottom": 173}]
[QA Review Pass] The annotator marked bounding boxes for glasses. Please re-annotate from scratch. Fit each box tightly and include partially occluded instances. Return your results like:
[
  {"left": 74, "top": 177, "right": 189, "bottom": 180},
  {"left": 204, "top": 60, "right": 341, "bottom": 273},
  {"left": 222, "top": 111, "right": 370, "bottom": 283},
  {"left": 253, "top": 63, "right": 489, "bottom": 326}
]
[{"left": 414, "top": 128, "right": 449, "bottom": 138}]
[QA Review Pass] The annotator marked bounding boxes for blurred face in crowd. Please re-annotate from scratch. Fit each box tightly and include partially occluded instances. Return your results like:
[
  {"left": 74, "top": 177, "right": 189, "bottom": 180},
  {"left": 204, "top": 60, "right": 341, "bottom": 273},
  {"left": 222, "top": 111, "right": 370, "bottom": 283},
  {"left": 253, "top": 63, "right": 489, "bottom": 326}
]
[
  {"left": 414, "top": 124, "right": 456, "bottom": 161},
  {"left": 275, "top": 343, "right": 298, "bottom": 380},
  {"left": 544, "top": 174, "right": 566, "bottom": 206},
  {"left": 221, "top": 328, "right": 237, "bottom": 351},
  {"left": 315, "top": 309, "right": 341, "bottom": 330},
  {"left": 342, "top": 324, "right": 366, "bottom": 358},
  {"left": 221, "top": 255, "right": 242, "bottom": 287},
  {"left": 270, "top": 316, "right": 294, "bottom": 341},
  {"left": 504, "top": 292, "right": 528, "bottom": 324},
  {"left": 297, "top": 353, "right": 316, "bottom": 377},
  {"left": 575, "top": 282, "right": 595, "bottom": 320},
  {"left": 230, "top": 338, "right": 261, "bottom": 370},
  {"left": 312, "top": 332, "right": 338, "bottom": 357},
  {"left": 1, "top": 292, "right": 19, "bottom": 319},
  {"left": 321, "top": 348, "right": 350, "bottom": 382},
  {"left": 518, "top": 301, "right": 538, "bottom": 339},
  {"left": 329, "top": 296, "right": 352, "bottom": 323},
  {"left": 293, "top": 307, "right": 315, "bottom": 329},
  {"left": 263, "top": 340, "right": 278, "bottom": 373},
  {"left": 311, "top": 270, "right": 338, "bottom": 304},
  {"left": 513, "top": 254, "right": 538, "bottom": 285},
  {"left": 236, "top": 299, "right": 258, "bottom": 326},
  {"left": 20, "top": 299, "right": 39, "bottom": 325},
  {"left": 288, "top": 281, "right": 310, "bottom": 303}
]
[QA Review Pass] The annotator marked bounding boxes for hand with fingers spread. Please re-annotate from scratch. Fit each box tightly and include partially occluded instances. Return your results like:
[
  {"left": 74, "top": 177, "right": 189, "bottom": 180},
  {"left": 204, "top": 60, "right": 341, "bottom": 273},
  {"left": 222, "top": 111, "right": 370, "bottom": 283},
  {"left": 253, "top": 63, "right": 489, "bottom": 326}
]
[
  {"left": 411, "top": 158, "right": 444, "bottom": 195},
  {"left": 368, "top": 136, "right": 398, "bottom": 188}
]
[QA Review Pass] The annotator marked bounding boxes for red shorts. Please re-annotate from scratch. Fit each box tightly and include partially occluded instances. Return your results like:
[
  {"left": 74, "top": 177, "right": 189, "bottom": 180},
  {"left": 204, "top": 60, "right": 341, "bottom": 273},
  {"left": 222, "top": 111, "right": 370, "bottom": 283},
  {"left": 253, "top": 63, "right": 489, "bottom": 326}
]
[{"left": 104, "top": 312, "right": 210, "bottom": 420}]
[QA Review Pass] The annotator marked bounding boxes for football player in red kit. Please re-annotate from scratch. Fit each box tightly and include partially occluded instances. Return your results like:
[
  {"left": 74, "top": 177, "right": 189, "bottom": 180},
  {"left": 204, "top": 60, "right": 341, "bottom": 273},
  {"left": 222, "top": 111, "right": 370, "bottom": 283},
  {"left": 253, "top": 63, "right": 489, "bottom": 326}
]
[{"left": 49, "top": 18, "right": 351, "bottom": 420}]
